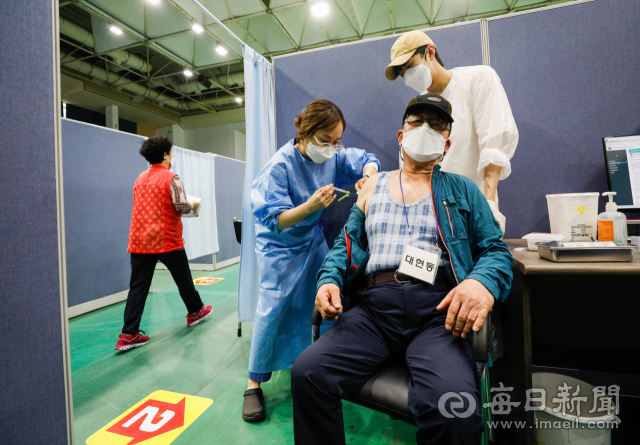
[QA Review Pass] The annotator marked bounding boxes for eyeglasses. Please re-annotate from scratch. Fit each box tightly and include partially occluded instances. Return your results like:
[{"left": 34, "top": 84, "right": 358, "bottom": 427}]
[
  {"left": 405, "top": 117, "right": 449, "bottom": 132},
  {"left": 312, "top": 135, "right": 345, "bottom": 151}
]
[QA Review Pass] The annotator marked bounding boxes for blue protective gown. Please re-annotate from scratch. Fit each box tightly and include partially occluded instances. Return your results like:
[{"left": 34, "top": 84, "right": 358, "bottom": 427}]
[{"left": 249, "top": 140, "right": 380, "bottom": 374}]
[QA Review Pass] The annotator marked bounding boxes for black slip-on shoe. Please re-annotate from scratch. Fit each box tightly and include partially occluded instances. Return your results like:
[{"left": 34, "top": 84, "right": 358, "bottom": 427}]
[{"left": 242, "top": 388, "right": 266, "bottom": 422}]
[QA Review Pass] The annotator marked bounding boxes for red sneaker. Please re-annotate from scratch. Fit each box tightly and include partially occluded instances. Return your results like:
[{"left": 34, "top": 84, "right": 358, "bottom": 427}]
[
  {"left": 187, "top": 305, "right": 213, "bottom": 327},
  {"left": 115, "top": 330, "right": 149, "bottom": 351}
]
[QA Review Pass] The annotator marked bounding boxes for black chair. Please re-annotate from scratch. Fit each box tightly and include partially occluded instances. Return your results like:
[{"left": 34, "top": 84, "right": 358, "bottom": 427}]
[
  {"left": 234, "top": 218, "right": 242, "bottom": 336},
  {"left": 311, "top": 304, "right": 501, "bottom": 444}
]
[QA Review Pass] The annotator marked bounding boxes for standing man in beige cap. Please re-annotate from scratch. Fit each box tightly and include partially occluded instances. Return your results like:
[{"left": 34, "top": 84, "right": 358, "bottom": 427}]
[{"left": 385, "top": 30, "right": 518, "bottom": 234}]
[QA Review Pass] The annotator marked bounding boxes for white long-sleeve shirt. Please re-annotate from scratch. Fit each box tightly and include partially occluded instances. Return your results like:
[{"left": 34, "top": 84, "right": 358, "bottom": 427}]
[{"left": 439, "top": 65, "right": 519, "bottom": 198}]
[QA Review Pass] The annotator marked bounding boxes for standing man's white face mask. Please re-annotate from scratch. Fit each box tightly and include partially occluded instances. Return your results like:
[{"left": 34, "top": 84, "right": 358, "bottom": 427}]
[{"left": 403, "top": 51, "right": 434, "bottom": 94}]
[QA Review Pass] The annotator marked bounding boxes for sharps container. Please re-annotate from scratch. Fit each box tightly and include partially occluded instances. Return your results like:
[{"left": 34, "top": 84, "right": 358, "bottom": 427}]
[
  {"left": 533, "top": 372, "right": 620, "bottom": 445},
  {"left": 546, "top": 193, "right": 600, "bottom": 241}
]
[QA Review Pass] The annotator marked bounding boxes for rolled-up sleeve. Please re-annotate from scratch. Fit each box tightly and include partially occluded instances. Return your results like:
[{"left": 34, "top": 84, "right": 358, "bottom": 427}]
[
  {"left": 170, "top": 175, "right": 192, "bottom": 214},
  {"left": 472, "top": 66, "right": 519, "bottom": 181},
  {"left": 250, "top": 162, "right": 294, "bottom": 234},
  {"left": 335, "top": 148, "right": 381, "bottom": 188}
]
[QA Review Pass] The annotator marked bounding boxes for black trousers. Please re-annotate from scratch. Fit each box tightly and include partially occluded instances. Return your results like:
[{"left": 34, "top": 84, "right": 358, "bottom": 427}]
[
  {"left": 291, "top": 279, "right": 482, "bottom": 445},
  {"left": 122, "top": 249, "right": 203, "bottom": 335}
]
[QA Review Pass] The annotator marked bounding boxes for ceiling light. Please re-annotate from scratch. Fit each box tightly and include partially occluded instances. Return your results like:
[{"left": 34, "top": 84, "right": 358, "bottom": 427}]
[
  {"left": 109, "top": 25, "right": 123, "bottom": 35},
  {"left": 147, "top": 0, "right": 160, "bottom": 4},
  {"left": 311, "top": 2, "right": 329, "bottom": 17},
  {"left": 216, "top": 45, "right": 228, "bottom": 55},
  {"left": 192, "top": 23, "right": 204, "bottom": 34},
  {"left": 183, "top": 69, "right": 193, "bottom": 77},
  {"left": 235, "top": 97, "right": 242, "bottom": 103}
]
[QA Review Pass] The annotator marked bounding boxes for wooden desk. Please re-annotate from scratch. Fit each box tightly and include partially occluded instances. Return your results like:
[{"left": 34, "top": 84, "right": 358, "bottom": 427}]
[{"left": 491, "top": 240, "right": 640, "bottom": 445}]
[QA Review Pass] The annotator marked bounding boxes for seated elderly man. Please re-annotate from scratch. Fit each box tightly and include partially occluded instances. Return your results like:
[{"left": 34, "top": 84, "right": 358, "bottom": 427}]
[{"left": 291, "top": 93, "right": 513, "bottom": 445}]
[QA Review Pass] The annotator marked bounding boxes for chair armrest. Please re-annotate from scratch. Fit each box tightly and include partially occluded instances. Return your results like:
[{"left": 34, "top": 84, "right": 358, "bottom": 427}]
[
  {"left": 472, "top": 309, "right": 492, "bottom": 363},
  {"left": 233, "top": 218, "right": 242, "bottom": 244},
  {"left": 311, "top": 306, "right": 323, "bottom": 343}
]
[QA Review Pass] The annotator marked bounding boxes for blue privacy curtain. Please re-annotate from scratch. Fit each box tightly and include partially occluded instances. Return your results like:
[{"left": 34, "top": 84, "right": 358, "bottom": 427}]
[{"left": 237, "top": 45, "right": 276, "bottom": 322}]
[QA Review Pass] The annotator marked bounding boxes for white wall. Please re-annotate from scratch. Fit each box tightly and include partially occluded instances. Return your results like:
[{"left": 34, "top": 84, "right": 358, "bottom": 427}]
[
  {"left": 156, "top": 123, "right": 185, "bottom": 147},
  {"left": 184, "top": 121, "right": 246, "bottom": 159},
  {"left": 234, "top": 130, "right": 246, "bottom": 161}
]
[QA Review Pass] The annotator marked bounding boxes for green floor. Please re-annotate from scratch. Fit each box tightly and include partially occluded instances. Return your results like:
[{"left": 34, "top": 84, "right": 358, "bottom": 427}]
[{"left": 70, "top": 265, "right": 417, "bottom": 444}]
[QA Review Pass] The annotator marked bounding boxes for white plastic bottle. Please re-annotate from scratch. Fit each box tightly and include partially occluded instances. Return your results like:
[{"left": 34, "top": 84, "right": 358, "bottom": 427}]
[{"left": 598, "top": 192, "right": 628, "bottom": 245}]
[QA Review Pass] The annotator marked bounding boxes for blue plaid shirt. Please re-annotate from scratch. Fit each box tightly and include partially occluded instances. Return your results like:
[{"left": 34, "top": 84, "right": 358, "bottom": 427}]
[{"left": 365, "top": 171, "right": 449, "bottom": 275}]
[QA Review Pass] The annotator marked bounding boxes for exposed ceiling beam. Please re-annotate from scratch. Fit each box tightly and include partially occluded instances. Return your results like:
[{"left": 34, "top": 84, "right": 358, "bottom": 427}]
[
  {"left": 223, "top": 0, "right": 234, "bottom": 19},
  {"left": 345, "top": 0, "right": 362, "bottom": 37},
  {"left": 61, "top": 82, "right": 85, "bottom": 98},
  {"left": 259, "top": 0, "right": 301, "bottom": 51},
  {"left": 60, "top": 24, "right": 232, "bottom": 113},
  {"left": 164, "top": 0, "right": 243, "bottom": 60},
  {"left": 75, "top": 1, "right": 193, "bottom": 69},
  {"left": 147, "top": 28, "right": 194, "bottom": 43},
  {"left": 234, "top": 21, "right": 269, "bottom": 54},
  {"left": 298, "top": 8, "right": 310, "bottom": 47},
  {"left": 433, "top": 0, "right": 446, "bottom": 23},
  {"left": 314, "top": 17, "right": 331, "bottom": 43},
  {"left": 387, "top": 0, "right": 395, "bottom": 30},
  {"left": 61, "top": 70, "right": 183, "bottom": 120},
  {"left": 413, "top": 0, "right": 432, "bottom": 26},
  {"left": 60, "top": 41, "right": 145, "bottom": 65},
  {"left": 331, "top": 0, "right": 360, "bottom": 37},
  {"left": 467, "top": 0, "right": 476, "bottom": 16},
  {"left": 362, "top": 0, "right": 378, "bottom": 34},
  {"left": 219, "top": 0, "right": 312, "bottom": 25}
]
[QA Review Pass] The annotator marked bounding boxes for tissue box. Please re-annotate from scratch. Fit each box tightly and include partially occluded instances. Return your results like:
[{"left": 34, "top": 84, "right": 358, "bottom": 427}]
[{"left": 522, "top": 233, "right": 564, "bottom": 251}]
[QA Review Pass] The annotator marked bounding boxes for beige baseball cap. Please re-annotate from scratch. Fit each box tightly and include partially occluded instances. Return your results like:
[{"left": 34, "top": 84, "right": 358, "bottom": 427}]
[{"left": 384, "top": 31, "right": 435, "bottom": 81}]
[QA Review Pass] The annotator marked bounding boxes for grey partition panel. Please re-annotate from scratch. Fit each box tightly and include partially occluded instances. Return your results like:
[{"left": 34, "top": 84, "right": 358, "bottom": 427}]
[
  {"left": 215, "top": 156, "right": 245, "bottom": 262},
  {"left": 62, "top": 119, "right": 148, "bottom": 306},
  {"left": 488, "top": 0, "right": 640, "bottom": 237},
  {"left": 190, "top": 254, "right": 213, "bottom": 264},
  {"left": 0, "top": 1, "right": 68, "bottom": 443},
  {"left": 274, "top": 23, "right": 483, "bottom": 247}
]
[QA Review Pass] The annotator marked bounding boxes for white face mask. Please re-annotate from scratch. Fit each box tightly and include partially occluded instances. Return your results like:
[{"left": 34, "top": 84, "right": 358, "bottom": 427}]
[
  {"left": 168, "top": 154, "right": 175, "bottom": 169},
  {"left": 403, "top": 56, "right": 433, "bottom": 94},
  {"left": 401, "top": 123, "right": 447, "bottom": 163},
  {"left": 304, "top": 136, "right": 343, "bottom": 164}
]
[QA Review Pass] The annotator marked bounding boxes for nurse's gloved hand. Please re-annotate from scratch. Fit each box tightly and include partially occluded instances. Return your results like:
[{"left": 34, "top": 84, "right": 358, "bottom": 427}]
[
  {"left": 316, "top": 283, "right": 343, "bottom": 321},
  {"left": 355, "top": 177, "right": 367, "bottom": 192},
  {"left": 307, "top": 184, "right": 337, "bottom": 213}
]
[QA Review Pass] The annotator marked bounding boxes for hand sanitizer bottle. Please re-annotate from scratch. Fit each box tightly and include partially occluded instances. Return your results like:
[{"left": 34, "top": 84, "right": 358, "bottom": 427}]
[{"left": 598, "top": 192, "right": 628, "bottom": 245}]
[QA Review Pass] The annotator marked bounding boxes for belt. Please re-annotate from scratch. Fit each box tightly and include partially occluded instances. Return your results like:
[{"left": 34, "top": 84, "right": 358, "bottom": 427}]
[{"left": 365, "top": 268, "right": 447, "bottom": 288}]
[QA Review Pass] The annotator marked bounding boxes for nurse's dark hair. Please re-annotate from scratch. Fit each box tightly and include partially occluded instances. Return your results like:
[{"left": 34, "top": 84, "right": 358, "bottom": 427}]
[
  {"left": 294, "top": 99, "right": 346, "bottom": 142},
  {"left": 139, "top": 136, "right": 172, "bottom": 164},
  {"left": 415, "top": 44, "right": 444, "bottom": 67}
]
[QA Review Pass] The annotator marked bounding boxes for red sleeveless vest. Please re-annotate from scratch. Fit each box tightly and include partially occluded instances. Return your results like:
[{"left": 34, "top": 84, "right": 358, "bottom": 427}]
[{"left": 128, "top": 165, "right": 184, "bottom": 253}]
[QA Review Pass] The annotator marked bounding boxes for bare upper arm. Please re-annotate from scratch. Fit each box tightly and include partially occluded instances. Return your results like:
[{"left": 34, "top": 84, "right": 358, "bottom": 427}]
[{"left": 357, "top": 172, "right": 381, "bottom": 215}]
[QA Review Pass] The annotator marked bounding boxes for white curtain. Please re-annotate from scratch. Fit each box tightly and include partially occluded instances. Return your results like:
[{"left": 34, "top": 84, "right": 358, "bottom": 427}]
[
  {"left": 171, "top": 146, "right": 219, "bottom": 260},
  {"left": 237, "top": 45, "right": 277, "bottom": 322}
]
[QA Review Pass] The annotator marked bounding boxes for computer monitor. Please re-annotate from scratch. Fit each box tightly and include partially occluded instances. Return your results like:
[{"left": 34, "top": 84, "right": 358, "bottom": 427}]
[{"left": 603, "top": 134, "right": 640, "bottom": 211}]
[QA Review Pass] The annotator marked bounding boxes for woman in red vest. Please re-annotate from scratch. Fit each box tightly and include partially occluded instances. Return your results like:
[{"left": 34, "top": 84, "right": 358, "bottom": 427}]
[{"left": 115, "top": 136, "right": 213, "bottom": 351}]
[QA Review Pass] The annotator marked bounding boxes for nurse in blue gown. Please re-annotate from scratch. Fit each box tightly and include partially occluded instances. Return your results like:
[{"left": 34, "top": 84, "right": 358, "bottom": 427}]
[{"left": 242, "top": 100, "right": 380, "bottom": 422}]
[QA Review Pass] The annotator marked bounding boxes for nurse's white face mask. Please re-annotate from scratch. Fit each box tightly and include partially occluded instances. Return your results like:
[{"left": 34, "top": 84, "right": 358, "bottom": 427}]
[
  {"left": 403, "top": 54, "right": 434, "bottom": 94},
  {"left": 401, "top": 123, "right": 447, "bottom": 163},
  {"left": 305, "top": 135, "right": 345, "bottom": 164}
]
